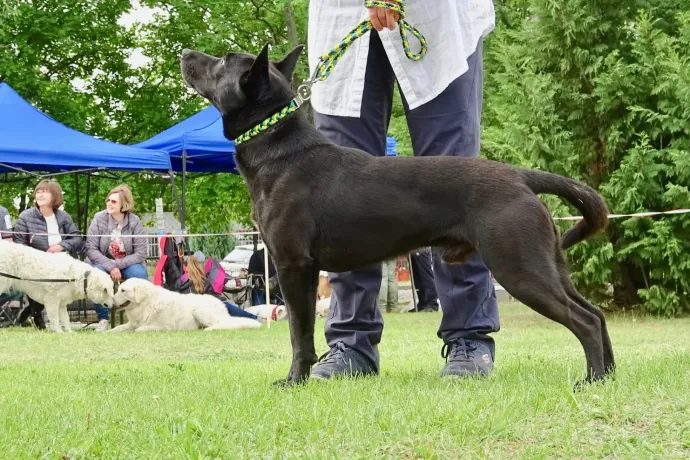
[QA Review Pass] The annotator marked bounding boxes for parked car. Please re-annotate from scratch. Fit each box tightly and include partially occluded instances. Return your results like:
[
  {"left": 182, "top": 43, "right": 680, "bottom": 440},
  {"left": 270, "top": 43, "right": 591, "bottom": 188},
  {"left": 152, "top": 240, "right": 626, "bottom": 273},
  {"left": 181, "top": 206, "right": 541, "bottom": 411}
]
[{"left": 220, "top": 243, "right": 264, "bottom": 278}]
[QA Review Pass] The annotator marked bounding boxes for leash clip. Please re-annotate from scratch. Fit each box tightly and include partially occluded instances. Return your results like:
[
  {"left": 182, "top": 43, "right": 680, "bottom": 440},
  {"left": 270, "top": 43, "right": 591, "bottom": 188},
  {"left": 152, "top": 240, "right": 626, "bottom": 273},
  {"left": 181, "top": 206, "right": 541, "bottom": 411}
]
[
  {"left": 294, "top": 81, "right": 313, "bottom": 107},
  {"left": 293, "top": 66, "right": 321, "bottom": 107}
]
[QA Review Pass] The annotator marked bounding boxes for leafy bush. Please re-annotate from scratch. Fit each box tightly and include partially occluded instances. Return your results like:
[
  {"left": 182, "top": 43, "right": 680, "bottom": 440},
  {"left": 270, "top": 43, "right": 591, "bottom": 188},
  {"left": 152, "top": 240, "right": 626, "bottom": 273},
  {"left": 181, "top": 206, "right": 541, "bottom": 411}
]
[{"left": 482, "top": 1, "right": 690, "bottom": 315}]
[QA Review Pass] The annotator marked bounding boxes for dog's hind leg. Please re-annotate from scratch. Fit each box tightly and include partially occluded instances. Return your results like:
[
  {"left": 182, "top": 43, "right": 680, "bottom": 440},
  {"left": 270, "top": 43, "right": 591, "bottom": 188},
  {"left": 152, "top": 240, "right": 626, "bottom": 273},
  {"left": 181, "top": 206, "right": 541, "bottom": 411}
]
[
  {"left": 499, "top": 271, "right": 606, "bottom": 384},
  {"left": 44, "top": 302, "right": 63, "bottom": 333},
  {"left": 273, "top": 260, "right": 320, "bottom": 386},
  {"left": 59, "top": 304, "right": 72, "bottom": 333},
  {"left": 565, "top": 284, "right": 614, "bottom": 376},
  {"left": 555, "top": 251, "right": 615, "bottom": 376},
  {"left": 477, "top": 198, "right": 606, "bottom": 385},
  {"left": 495, "top": 262, "right": 606, "bottom": 385}
]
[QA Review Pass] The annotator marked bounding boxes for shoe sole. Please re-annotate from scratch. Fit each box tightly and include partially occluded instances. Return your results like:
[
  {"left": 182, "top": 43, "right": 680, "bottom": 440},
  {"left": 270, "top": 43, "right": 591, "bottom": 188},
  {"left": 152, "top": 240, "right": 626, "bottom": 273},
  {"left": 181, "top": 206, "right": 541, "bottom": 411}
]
[
  {"left": 440, "top": 368, "right": 492, "bottom": 378},
  {"left": 310, "top": 371, "right": 378, "bottom": 380}
]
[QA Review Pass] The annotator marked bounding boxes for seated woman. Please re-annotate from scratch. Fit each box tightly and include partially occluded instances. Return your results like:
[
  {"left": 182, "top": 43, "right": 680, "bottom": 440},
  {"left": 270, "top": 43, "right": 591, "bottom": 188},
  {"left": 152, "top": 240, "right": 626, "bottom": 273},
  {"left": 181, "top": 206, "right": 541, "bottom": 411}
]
[
  {"left": 181, "top": 252, "right": 262, "bottom": 322},
  {"left": 13, "top": 180, "right": 84, "bottom": 329},
  {"left": 85, "top": 184, "right": 148, "bottom": 332}
]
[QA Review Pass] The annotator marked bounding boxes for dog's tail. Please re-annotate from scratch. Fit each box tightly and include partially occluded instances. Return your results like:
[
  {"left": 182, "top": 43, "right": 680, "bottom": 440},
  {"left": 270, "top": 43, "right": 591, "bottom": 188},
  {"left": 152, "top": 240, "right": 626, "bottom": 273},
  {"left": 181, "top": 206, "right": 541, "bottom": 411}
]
[{"left": 519, "top": 169, "right": 609, "bottom": 249}]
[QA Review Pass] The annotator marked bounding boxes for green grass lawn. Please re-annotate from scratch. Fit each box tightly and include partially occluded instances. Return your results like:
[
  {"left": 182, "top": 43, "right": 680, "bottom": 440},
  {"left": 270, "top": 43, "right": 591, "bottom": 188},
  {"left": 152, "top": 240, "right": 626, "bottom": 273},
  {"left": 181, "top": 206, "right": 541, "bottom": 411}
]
[{"left": 0, "top": 303, "right": 688, "bottom": 459}]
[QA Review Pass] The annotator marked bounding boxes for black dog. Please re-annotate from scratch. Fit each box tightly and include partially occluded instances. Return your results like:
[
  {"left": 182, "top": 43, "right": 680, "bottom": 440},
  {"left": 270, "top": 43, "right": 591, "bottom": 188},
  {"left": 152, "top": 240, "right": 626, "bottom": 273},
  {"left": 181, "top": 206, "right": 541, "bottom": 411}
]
[{"left": 180, "top": 44, "right": 614, "bottom": 387}]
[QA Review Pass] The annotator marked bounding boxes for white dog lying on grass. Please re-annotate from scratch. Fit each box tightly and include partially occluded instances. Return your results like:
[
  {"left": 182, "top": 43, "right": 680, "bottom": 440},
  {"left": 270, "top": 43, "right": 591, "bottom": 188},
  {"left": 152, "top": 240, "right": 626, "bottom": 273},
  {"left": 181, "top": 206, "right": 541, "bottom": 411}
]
[
  {"left": 111, "top": 278, "right": 262, "bottom": 332},
  {"left": 0, "top": 240, "right": 114, "bottom": 333}
]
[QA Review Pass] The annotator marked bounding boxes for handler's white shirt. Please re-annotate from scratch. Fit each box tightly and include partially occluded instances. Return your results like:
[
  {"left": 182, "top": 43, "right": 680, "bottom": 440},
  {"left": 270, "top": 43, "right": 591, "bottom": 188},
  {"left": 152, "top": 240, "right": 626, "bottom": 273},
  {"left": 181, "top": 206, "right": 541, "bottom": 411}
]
[{"left": 307, "top": 0, "right": 495, "bottom": 117}]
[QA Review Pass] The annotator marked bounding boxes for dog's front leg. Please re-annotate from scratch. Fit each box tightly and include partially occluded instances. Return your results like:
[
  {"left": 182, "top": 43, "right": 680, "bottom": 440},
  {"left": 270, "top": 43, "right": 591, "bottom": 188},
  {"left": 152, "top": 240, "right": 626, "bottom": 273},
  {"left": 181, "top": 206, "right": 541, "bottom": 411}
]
[
  {"left": 58, "top": 304, "right": 72, "bottom": 333},
  {"left": 273, "top": 262, "right": 320, "bottom": 387},
  {"left": 110, "top": 322, "right": 135, "bottom": 333},
  {"left": 44, "top": 302, "right": 63, "bottom": 333},
  {"left": 134, "top": 326, "right": 167, "bottom": 333}
]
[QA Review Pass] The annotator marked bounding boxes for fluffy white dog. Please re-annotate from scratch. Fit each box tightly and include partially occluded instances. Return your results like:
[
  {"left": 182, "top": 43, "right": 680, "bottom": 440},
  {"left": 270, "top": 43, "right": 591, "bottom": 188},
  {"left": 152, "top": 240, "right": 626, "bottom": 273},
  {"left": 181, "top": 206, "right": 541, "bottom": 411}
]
[
  {"left": 111, "top": 278, "right": 262, "bottom": 332},
  {"left": 0, "top": 240, "right": 115, "bottom": 333}
]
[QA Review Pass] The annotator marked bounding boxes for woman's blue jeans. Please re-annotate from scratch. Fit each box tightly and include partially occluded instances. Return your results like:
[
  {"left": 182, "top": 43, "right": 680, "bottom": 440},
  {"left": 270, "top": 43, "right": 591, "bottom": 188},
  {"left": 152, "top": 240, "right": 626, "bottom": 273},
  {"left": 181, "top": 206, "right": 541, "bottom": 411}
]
[
  {"left": 224, "top": 302, "right": 259, "bottom": 320},
  {"left": 93, "top": 263, "right": 149, "bottom": 321}
]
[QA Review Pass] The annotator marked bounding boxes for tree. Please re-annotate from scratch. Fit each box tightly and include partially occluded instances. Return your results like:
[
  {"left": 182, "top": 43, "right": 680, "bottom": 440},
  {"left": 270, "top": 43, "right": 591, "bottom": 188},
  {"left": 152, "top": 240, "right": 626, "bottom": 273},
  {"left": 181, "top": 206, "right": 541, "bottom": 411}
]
[
  {"left": 482, "top": 0, "right": 690, "bottom": 315},
  {"left": 0, "top": 0, "right": 309, "bottom": 232},
  {"left": 0, "top": 0, "right": 173, "bottom": 225}
]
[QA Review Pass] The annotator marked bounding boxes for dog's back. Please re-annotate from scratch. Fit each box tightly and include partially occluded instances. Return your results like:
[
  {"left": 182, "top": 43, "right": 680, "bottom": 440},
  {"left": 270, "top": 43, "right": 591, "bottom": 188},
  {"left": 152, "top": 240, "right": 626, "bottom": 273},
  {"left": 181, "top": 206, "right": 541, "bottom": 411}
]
[{"left": 0, "top": 240, "right": 85, "bottom": 294}]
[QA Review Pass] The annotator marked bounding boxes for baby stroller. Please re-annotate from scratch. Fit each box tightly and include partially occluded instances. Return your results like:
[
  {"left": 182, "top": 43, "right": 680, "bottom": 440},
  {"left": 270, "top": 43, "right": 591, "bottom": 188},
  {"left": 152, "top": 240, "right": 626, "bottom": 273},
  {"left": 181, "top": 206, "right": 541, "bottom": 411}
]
[{"left": 0, "top": 292, "right": 30, "bottom": 328}]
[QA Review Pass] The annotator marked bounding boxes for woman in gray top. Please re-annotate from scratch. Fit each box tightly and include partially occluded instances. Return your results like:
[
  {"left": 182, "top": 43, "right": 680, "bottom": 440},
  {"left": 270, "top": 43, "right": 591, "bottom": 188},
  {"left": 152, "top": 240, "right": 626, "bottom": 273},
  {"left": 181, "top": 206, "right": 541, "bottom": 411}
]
[{"left": 85, "top": 184, "right": 149, "bottom": 332}]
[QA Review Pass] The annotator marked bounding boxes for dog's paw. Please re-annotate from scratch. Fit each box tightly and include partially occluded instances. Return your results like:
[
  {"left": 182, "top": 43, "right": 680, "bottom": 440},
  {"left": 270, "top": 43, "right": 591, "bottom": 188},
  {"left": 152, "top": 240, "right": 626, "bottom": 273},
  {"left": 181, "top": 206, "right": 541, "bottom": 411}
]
[
  {"left": 272, "top": 378, "right": 306, "bottom": 388},
  {"left": 573, "top": 379, "right": 588, "bottom": 392},
  {"left": 573, "top": 374, "right": 609, "bottom": 392},
  {"left": 272, "top": 373, "right": 309, "bottom": 388},
  {"left": 272, "top": 378, "right": 292, "bottom": 388}
]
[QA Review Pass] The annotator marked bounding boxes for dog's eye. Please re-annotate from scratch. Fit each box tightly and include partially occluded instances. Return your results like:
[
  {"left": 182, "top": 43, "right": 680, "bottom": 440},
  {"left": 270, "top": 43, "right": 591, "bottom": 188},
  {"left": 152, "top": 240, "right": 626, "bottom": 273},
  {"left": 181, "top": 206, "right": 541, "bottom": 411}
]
[{"left": 219, "top": 58, "right": 225, "bottom": 66}]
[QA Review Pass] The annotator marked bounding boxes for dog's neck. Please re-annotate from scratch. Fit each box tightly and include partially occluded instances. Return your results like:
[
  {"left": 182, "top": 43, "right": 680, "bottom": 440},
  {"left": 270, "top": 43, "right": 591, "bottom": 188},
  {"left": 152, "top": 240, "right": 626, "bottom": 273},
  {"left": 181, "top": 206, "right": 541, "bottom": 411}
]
[{"left": 223, "top": 103, "right": 330, "bottom": 178}]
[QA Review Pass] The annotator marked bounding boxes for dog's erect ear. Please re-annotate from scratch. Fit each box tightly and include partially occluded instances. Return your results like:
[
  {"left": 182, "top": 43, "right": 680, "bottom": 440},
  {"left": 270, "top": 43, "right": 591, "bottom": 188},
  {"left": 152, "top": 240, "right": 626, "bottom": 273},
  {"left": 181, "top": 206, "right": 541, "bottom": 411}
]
[
  {"left": 273, "top": 45, "right": 304, "bottom": 81},
  {"left": 244, "top": 43, "right": 270, "bottom": 97}
]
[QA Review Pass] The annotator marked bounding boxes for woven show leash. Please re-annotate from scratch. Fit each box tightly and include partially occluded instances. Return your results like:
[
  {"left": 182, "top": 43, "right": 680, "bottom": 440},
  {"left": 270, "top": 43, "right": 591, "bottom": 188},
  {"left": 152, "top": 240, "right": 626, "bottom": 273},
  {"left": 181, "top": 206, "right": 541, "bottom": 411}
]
[{"left": 234, "top": 0, "right": 427, "bottom": 145}]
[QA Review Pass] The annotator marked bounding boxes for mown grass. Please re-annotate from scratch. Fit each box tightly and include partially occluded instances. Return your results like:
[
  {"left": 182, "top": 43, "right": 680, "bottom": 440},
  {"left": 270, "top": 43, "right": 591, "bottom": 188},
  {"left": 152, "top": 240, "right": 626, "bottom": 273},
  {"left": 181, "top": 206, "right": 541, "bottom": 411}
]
[{"left": 0, "top": 303, "right": 688, "bottom": 459}]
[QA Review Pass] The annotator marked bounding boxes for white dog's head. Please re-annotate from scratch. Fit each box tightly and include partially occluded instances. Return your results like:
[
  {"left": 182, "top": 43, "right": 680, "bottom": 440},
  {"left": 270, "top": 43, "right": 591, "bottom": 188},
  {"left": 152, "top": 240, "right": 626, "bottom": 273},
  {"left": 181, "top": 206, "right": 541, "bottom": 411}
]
[
  {"left": 85, "top": 268, "right": 115, "bottom": 307},
  {"left": 113, "top": 277, "right": 153, "bottom": 309}
]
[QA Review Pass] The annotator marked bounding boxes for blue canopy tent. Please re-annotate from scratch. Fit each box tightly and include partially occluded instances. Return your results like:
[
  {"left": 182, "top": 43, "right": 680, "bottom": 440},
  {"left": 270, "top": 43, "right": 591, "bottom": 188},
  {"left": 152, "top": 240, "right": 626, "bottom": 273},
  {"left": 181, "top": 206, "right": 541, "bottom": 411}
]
[
  {"left": 0, "top": 83, "right": 172, "bottom": 175},
  {"left": 135, "top": 104, "right": 399, "bottom": 228},
  {"left": 0, "top": 82, "right": 174, "bottom": 231}
]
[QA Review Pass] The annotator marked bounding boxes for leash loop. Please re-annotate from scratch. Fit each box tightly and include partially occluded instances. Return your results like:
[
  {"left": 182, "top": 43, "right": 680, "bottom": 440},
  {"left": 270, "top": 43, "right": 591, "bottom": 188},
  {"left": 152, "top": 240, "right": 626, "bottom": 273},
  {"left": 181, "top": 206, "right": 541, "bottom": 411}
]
[{"left": 311, "top": 0, "right": 427, "bottom": 84}]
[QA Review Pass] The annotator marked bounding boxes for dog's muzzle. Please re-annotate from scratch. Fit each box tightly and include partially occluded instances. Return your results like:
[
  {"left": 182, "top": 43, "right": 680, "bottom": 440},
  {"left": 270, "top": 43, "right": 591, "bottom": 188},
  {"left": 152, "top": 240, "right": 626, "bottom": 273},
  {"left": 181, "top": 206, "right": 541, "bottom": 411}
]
[{"left": 114, "top": 300, "right": 130, "bottom": 310}]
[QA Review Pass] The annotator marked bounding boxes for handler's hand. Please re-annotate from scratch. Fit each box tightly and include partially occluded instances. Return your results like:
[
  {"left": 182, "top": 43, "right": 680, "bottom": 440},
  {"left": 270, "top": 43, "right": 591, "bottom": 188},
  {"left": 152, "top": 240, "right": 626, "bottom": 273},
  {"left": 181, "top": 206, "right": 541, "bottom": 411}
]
[
  {"left": 368, "top": 1, "right": 400, "bottom": 31},
  {"left": 110, "top": 268, "right": 122, "bottom": 282},
  {"left": 47, "top": 245, "right": 64, "bottom": 253}
]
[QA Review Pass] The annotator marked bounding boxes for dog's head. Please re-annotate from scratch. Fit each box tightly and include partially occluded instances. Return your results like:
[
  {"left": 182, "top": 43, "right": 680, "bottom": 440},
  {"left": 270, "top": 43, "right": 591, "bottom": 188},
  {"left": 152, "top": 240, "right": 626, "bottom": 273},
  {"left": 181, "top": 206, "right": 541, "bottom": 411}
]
[
  {"left": 113, "top": 278, "right": 152, "bottom": 309},
  {"left": 179, "top": 44, "right": 303, "bottom": 139},
  {"left": 85, "top": 268, "right": 115, "bottom": 308}
]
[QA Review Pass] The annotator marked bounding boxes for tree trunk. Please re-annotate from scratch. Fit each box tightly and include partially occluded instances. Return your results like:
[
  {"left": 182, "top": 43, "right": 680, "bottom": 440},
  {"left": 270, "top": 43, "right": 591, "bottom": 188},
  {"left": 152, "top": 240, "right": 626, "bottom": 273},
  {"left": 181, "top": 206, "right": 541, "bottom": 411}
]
[{"left": 284, "top": 3, "right": 299, "bottom": 47}]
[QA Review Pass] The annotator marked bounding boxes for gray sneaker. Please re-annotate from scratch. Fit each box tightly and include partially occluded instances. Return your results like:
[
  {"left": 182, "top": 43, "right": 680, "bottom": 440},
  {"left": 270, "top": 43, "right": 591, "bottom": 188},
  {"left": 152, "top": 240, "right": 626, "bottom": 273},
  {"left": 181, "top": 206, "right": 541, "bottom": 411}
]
[
  {"left": 311, "top": 342, "right": 378, "bottom": 380},
  {"left": 440, "top": 339, "right": 494, "bottom": 378}
]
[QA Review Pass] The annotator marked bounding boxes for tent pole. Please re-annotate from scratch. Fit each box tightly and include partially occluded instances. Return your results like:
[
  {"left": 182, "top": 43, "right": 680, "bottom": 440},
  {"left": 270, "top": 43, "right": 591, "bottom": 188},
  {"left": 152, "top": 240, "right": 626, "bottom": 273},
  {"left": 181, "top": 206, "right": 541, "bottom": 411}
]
[
  {"left": 74, "top": 174, "right": 82, "bottom": 236},
  {"left": 169, "top": 170, "right": 181, "bottom": 226},
  {"left": 408, "top": 253, "right": 419, "bottom": 312},
  {"left": 0, "top": 163, "right": 41, "bottom": 177},
  {"left": 83, "top": 173, "right": 92, "bottom": 234},
  {"left": 181, "top": 149, "right": 187, "bottom": 232}
]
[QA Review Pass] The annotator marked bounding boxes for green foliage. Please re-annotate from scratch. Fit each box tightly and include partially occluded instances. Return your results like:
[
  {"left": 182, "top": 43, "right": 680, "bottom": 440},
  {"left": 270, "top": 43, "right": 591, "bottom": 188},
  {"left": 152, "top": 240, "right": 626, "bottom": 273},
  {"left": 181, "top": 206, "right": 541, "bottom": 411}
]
[{"left": 483, "top": 1, "right": 690, "bottom": 315}]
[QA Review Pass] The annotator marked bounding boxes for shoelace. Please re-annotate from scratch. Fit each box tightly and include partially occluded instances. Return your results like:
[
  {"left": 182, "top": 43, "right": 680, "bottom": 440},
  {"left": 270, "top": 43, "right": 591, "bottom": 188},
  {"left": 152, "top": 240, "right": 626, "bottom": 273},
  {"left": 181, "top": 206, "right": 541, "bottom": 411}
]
[
  {"left": 441, "top": 339, "right": 478, "bottom": 363},
  {"left": 316, "top": 341, "right": 347, "bottom": 364}
]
